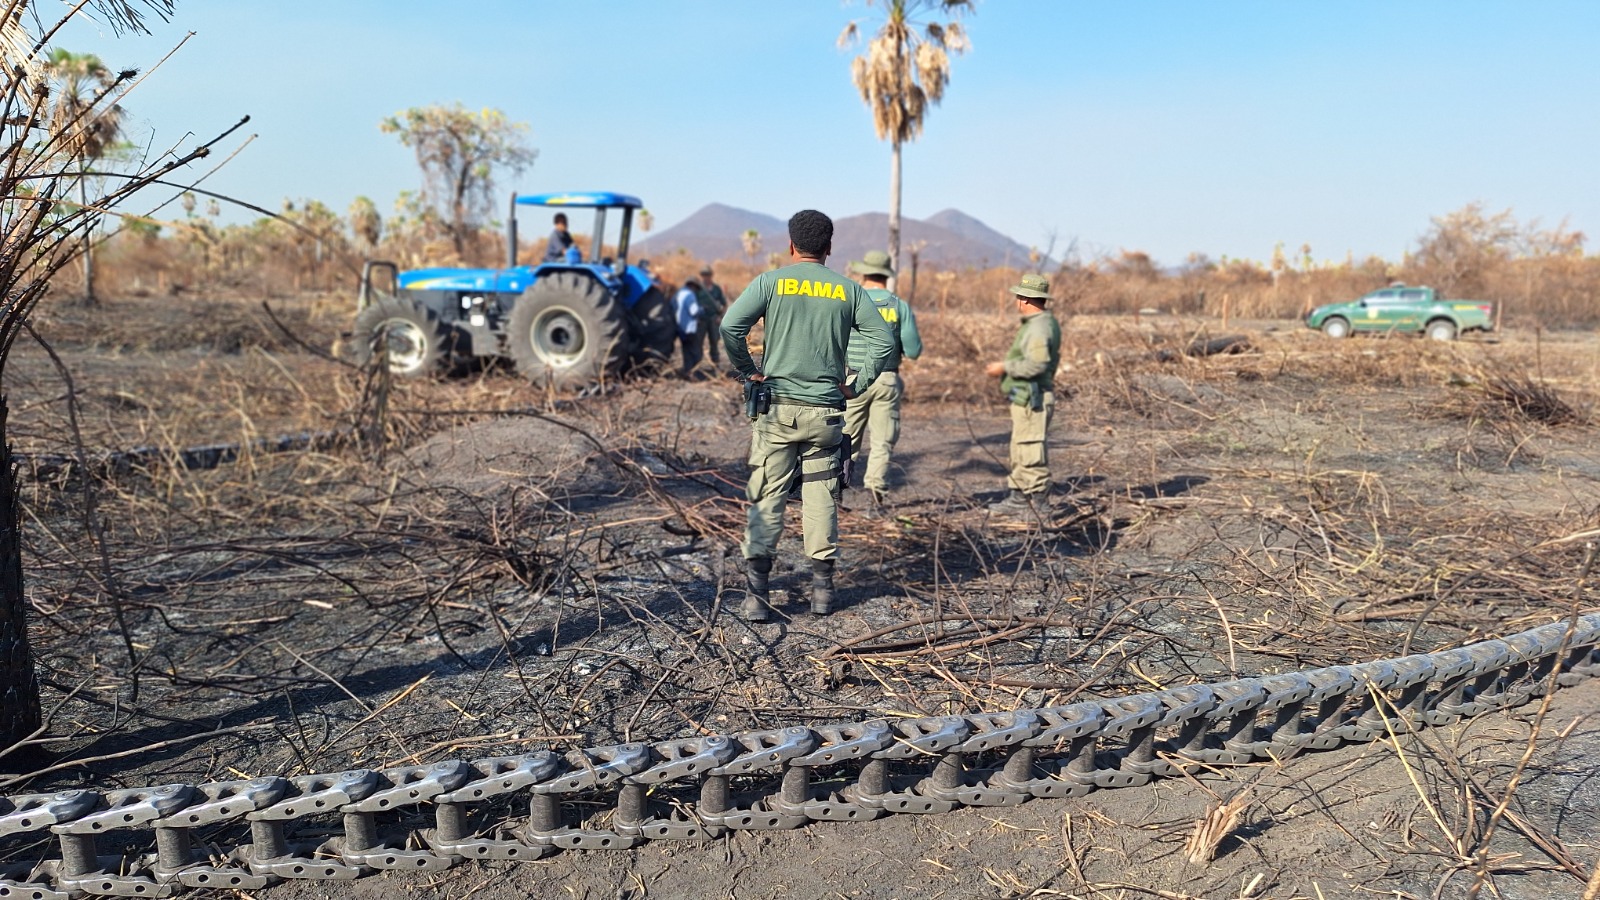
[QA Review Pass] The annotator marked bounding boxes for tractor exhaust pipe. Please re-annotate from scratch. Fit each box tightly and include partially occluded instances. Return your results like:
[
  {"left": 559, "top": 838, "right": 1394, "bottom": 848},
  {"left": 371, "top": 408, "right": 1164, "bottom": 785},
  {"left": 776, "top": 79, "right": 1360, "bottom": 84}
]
[{"left": 506, "top": 192, "right": 518, "bottom": 268}]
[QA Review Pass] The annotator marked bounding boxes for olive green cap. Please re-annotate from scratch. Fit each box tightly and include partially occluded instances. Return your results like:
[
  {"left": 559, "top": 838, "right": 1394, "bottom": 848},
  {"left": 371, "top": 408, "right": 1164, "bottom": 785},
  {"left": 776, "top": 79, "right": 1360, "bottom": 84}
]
[
  {"left": 1011, "top": 273, "right": 1050, "bottom": 300},
  {"left": 852, "top": 249, "right": 894, "bottom": 278}
]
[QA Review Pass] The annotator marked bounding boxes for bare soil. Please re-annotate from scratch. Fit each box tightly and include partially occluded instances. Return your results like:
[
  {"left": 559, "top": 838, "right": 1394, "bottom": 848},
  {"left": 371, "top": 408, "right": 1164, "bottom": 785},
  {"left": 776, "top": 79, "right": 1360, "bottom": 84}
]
[{"left": 5, "top": 295, "right": 1600, "bottom": 899}]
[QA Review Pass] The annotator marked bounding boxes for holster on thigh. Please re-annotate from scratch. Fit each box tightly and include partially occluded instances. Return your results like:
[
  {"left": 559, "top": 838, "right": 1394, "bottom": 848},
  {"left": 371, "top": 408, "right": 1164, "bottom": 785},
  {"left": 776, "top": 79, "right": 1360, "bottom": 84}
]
[{"left": 799, "top": 442, "right": 840, "bottom": 499}]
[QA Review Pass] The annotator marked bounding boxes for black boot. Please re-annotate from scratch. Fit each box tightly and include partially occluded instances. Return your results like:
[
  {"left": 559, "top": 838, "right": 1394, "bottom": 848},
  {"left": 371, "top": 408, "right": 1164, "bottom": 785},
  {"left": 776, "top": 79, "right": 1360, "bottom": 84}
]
[
  {"left": 741, "top": 557, "right": 772, "bottom": 622},
  {"left": 811, "top": 559, "right": 835, "bottom": 615},
  {"left": 987, "top": 488, "right": 1028, "bottom": 513},
  {"left": 859, "top": 489, "right": 889, "bottom": 519}
]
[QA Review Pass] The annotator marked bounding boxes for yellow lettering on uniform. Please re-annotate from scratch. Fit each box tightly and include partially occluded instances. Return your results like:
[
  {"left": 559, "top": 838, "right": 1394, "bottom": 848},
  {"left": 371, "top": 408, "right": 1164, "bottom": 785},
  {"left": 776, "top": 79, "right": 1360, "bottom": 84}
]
[
  {"left": 831, "top": 284, "right": 847, "bottom": 301},
  {"left": 879, "top": 307, "right": 898, "bottom": 324},
  {"left": 798, "top": 280, "right": 813, "bottom": 297},
  {"left": 780, "top": 278, "right": 798, "bottom": 295}
]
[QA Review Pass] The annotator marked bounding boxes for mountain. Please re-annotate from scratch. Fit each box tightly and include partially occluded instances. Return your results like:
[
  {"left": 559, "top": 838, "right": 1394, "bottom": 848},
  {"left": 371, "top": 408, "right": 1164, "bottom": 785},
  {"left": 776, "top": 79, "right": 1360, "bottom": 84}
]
[
  {"left": 631, "top": 203, "right": 787, "bottom": 267},
  {"left": 925, "top": 209, "right": 1031, "bottom": 257},
  {"left": 633, "top": 203, "right": 1035, "bottom": 271},
  {"left": 831, "top": 213, "right": 1033, "bottom": 271}
]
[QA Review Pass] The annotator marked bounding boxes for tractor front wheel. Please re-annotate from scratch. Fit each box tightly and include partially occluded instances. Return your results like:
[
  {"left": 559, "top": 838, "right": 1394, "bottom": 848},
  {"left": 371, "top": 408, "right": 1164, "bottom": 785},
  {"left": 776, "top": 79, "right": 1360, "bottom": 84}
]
[
  {"left": 353, "top": 296, "right": 455, "bottom": 376},
  {"left": 508, "top": 273, "right": 629, "bottom": 386}
]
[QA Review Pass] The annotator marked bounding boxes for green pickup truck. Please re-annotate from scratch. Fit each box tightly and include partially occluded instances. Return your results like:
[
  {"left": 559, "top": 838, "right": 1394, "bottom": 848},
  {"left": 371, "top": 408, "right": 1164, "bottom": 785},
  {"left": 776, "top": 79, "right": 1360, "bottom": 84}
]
[{"left": 1305, "top": 285, "right": 1495, "bottom": 341}]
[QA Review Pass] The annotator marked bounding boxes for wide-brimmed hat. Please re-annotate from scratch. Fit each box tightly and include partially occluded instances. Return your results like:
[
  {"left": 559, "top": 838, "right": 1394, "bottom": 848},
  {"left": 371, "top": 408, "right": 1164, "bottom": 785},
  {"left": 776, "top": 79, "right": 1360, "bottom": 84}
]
[
  {"left": 852, "top": 249, "right": 894, "bottom": 278},
  {"left": 1011, "top": 273, "right": 1051, "bottom": 300},
  {"left": 699, "top": 265, "right": 714, "bottom": 276}
]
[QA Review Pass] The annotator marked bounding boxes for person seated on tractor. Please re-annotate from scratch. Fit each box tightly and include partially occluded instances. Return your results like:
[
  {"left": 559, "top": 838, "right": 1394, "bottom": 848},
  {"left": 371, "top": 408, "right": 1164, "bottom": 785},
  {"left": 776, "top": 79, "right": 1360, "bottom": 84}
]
[
  {"left": 640, "top": 259, "right": 668, "bottom": 294},
  {"left": 543, "top": 213, "right": 575, "bottom": 263}
]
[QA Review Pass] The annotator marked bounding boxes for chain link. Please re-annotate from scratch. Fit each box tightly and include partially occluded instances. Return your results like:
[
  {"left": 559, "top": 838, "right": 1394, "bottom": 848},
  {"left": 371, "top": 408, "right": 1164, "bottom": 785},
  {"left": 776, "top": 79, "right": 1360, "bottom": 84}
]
[{"left": 2, "top": 614, "right": 1595, "bottom": 896}]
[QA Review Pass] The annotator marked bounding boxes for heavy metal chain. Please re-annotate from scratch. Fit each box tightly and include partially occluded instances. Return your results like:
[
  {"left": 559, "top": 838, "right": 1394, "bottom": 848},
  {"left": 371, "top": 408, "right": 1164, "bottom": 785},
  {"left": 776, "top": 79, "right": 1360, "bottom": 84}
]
[{"left": 2, "top": 614, "right": 1596, "bottom": 898}]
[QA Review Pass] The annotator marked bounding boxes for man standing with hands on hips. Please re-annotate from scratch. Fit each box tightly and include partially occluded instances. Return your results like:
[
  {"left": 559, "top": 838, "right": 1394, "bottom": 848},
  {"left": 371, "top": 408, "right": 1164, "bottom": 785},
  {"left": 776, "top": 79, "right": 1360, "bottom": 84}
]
[
  {"left": 721, "top": 210, "right": 896, "bottom": 622},
  {"left": 985, "top": 273, "right": 1061, "bottom": 516},
  {"left": 843, "top": 249, "right": 922, "bottom": 515}
]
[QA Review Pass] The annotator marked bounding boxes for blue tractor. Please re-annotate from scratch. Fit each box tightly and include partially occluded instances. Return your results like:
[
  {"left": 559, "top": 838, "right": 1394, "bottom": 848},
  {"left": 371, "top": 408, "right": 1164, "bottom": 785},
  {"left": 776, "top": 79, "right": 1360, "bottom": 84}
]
[{"left": 353, "top": 191, "right": 676, "bottom": 386}]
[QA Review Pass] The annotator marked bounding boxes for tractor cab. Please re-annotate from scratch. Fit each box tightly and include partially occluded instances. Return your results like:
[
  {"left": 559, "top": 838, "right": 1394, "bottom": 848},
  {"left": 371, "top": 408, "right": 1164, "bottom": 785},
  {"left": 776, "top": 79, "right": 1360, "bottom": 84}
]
[{"left": 503, "top": 191, "right": 653, "bottom": 308}]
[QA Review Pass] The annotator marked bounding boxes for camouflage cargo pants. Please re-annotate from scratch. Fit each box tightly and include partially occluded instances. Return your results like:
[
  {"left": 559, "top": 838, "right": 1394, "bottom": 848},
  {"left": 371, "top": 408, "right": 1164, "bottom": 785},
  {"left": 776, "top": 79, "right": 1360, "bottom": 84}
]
[
  {"left": 743, "top": 403, "right": 843, "bottom": 562},
  {"left": 1007, "top": 391, "right": 1055, "bottom": 495},
  {"left": 842, "top": 371, "right": 902, "bottom": 494}
]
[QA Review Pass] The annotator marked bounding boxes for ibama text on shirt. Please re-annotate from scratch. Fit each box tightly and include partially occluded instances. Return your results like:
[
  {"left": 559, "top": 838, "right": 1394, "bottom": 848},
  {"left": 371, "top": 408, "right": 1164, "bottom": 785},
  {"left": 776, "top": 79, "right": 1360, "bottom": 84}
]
[{"left": 775, "top": 278, "right": 848, "bottom": 301}]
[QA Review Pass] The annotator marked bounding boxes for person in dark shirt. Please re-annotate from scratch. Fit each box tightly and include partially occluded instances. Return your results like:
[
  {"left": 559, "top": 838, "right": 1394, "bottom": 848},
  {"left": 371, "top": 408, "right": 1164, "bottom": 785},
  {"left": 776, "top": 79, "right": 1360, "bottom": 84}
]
[
  {"left": 697, "top": 265, "right": 728, "bottom": 368},
  {"left": 543, "top": 213, "right": 574, "bottom": 263}
]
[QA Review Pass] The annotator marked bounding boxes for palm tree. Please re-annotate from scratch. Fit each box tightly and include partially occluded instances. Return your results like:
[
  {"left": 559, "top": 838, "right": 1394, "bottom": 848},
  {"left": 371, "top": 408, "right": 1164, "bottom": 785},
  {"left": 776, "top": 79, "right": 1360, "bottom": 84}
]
[
  {"left": 349, "top": 195, "right": 383, "bottom": 250},
  {"left": 741, "top": 228, "right": 762, "bottom": 267},
  {"left": 841, "top": 0, "right": 971, "bottom": 282},
  {"left": 43, "top": 49, "right": 128, "bottom": 305}
]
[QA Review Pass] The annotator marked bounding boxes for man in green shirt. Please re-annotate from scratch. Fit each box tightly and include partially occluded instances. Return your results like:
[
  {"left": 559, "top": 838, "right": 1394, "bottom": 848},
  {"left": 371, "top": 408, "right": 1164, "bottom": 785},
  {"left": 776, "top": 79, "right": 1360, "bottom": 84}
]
[
  {"left": 721, "top": 210, "right": 896, "bottom": 621},
  {"left": 984, "top": 273, "right": 1062, "bottom": 516},
  {"left": 697, "top": 265, "right": 727, "bottom": 369},
  {"left": 843, "top": 250, "right": 923, "bottom": 514}
]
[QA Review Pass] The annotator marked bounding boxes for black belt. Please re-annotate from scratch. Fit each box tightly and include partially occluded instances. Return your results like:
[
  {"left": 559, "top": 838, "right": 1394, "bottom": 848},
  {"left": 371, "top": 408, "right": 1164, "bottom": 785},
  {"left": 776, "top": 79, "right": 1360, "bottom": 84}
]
[{"left": 772, "top": 396, "right": 845, "bottom": 411}]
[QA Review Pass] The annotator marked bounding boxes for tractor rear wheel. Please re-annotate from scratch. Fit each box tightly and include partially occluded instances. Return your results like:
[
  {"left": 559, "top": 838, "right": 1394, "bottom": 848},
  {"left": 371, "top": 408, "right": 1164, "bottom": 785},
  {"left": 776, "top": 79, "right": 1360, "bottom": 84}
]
[
  {"left": 353, "top": 296, "right": 455, "bottom": 377},
  {"left": 508, "top": 272, "right": 629, "bottom": 386},
  {"left": 628, "top": 286, "right": 678, "bottom": 371}
]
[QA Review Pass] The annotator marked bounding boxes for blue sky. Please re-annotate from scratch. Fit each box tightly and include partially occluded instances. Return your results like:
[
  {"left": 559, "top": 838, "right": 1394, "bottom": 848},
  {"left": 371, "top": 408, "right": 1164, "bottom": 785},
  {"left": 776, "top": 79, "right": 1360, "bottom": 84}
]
[{"left": 56, "top": 1, "right": 1600, "bottom": 267}]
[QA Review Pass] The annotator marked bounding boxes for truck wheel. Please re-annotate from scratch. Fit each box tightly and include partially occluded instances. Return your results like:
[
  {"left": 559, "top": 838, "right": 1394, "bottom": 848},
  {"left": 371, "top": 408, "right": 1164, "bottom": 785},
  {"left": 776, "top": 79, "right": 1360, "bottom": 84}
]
[
  {"left": 1425, "top": 319, "right": 1458, "bottom": 342},
  {"left": 628, "top": 286, "right": 678, "bottom": 370},
  {"left": 508, "top": 272, "right": 629, "bottom": 386},
  {"left": 1320, "top": 317, "right": 1351, "bottom": 339},
  {"left": 353, "top": 296, "right": 454, "bottom": 376}
]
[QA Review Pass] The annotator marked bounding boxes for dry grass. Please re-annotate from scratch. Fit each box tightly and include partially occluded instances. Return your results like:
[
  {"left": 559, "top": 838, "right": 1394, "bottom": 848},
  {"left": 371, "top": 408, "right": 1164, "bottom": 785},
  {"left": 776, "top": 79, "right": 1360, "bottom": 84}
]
[
  {"left": 75, "top": 209, "right": 1600, "bottom": 333},
  {"left": 1184, "top": 790, "right": 1252, "bottom": 864},
  {"left": 2, "top": 286, "right": 1598, "bottom": 897}
]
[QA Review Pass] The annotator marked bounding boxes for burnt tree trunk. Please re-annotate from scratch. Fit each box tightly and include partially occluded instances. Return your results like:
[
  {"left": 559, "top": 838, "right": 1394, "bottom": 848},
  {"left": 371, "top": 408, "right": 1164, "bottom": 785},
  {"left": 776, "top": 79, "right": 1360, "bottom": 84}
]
[{"left": 0, "top": 397, "right": 40, "bottom": 750}]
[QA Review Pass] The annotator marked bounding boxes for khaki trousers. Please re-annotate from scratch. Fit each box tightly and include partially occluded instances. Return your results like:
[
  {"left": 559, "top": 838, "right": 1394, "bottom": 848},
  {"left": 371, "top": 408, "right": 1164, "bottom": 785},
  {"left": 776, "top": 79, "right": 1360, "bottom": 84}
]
[
  {"left": 743, "top": 403, "right": 843, "bottom": 561},
  {"left": 842, "top": 371, "right": 902, "bottom": 493},
  {"left": 1007, "top": 391, "right": 1054, "bottom": 495}
]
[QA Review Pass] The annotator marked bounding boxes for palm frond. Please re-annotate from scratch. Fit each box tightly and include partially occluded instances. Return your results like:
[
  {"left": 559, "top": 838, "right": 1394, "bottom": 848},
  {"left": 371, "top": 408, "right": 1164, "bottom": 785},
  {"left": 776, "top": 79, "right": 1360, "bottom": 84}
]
[
  {"left": 83, "top": 0, "right": 176, "bottom": 37},
  {"left": 0, "top": 2, "right": 40, "bottom": 89},
  {"left": 843, "top": 0, "right": 970, "bottom": 145}
]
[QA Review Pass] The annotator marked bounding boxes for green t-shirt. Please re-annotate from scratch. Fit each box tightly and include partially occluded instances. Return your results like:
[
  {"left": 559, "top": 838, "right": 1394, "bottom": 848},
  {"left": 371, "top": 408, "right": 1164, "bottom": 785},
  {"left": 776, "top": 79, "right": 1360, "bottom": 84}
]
[
  {"left": 721, "top": 261, "right": 895, "bottom": 408},
  {"left": 846, "top": 287, "right": 923, "bottom": 373}
]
